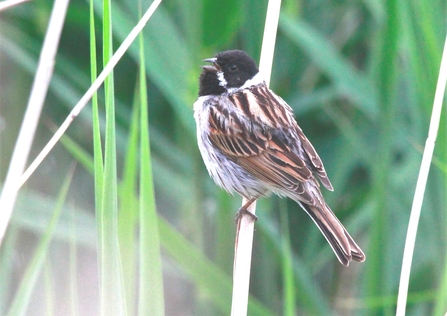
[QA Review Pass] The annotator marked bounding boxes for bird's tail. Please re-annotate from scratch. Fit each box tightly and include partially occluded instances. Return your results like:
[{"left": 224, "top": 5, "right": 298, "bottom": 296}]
[{"left": 298, "top": 202, "right": 365, "bottom": 266}]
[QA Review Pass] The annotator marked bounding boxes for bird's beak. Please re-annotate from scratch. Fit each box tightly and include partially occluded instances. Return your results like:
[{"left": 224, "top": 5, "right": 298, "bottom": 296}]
[
  {"left": 203, "top": 57, "right": 217, "bottom": 63},
  {"left": 201, "top": 57, "right": 221, "bottom": 71}
]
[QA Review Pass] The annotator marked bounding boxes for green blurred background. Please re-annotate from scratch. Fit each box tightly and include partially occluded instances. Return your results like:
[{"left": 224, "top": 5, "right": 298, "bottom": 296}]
[{"left": 1, "top": 0, "right": 446, "bottom": 315}]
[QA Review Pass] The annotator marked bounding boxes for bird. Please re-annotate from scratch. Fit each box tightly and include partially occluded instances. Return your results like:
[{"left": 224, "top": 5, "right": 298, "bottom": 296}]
[{"left": 193, "top": 49, "right": 365, "bottom": 266}]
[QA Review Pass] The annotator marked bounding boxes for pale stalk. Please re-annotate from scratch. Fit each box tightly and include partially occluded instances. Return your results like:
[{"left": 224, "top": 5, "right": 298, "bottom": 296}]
[
  {"left": 230, "top": 0, "right": 282, "bottom": 315},
  {"left": 0, "top": 0, "right": 29, "bottom": 11},
  {"left": 396, "top": 35, "right": 447, "bottom": 316},
  {"left": 258, "top": 0, "right": 282, "bottom": 87},
  {"left": 0, "top": 0, "right": 70, "bottom": 244},
  {"left": 230, "top": 200, "right": 257, "bottom": 316}
]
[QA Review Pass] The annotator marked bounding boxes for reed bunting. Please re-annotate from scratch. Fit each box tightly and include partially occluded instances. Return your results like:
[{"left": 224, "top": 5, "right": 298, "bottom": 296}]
[{"left": 193, "top": 50, "right": 365, "bottom": 266}]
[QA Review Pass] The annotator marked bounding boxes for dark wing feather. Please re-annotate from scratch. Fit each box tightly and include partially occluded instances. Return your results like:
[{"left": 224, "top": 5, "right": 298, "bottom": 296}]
[{"left": 207, "top": 84, "right": 332, "bottom": 201}]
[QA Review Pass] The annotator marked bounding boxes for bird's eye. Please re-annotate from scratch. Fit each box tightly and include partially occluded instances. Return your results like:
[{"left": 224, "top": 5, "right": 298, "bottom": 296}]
[{"left": 229, "top": 64, "right": 238, "bottom": 72}]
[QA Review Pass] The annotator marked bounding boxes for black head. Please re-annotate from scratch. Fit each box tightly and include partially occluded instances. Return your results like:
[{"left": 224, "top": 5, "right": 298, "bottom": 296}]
[{"left": 198, "top": 50, "right": 259, "bottom": 96}]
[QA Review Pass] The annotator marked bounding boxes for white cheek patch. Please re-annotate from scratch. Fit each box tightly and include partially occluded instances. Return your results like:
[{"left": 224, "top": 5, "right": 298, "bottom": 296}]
[{"left": 217, "top": 71, "right": 227, "bottom": 87}]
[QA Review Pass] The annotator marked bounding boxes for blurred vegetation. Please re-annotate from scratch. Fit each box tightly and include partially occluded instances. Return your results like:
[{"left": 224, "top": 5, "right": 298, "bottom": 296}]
[{"left": 0, "top": 0, "right": 446, "bottom": 315}]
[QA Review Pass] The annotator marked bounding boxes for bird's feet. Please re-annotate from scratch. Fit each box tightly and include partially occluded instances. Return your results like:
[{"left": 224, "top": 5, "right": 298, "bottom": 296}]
[{"left": 235, "top": 198, "right": 258, "bottom": 223}]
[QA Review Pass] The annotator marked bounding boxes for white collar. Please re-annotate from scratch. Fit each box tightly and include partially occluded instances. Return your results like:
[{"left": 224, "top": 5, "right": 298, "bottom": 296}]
[{"left": 224, "top": 72, "right": 265, "bottom": 94}]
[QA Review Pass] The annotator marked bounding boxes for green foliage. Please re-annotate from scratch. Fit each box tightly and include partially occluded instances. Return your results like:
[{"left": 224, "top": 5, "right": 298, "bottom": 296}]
[{"left": 0, "top": 0, "right": 446, "bottom": 315}]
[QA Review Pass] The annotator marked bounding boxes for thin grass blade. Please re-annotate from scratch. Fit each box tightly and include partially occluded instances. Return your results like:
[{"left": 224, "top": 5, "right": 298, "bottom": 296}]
[
  {"left": 118, "top": 89, "right": 140, "bottom": 315},
  {"left": 98, "top": 0, "right": 127, "bottom": 314},
  {"left": 137, "top": 21, "right": 164, "bottom": 315},
  {"left": 90, "top": 0, "right": 104, "bottom": 208},
  {"left": 6, "top": 164, "right": 76, "bottom": 316}
]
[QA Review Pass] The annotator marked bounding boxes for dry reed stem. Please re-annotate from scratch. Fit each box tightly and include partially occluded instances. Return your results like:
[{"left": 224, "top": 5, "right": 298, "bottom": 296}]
[
  {"left": 230, "top": 0, "right": 282, "bottom": 315},
  {"left": 0, "top": 0, "right": 70, "bottom": 244},
  {"left": 396, "top": 35, "right": 447, "bottom": 316}
]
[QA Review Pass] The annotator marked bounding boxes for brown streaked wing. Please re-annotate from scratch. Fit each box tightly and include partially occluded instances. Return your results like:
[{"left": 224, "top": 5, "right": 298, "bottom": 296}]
[
  {"left": 295, "top": 126, "right": 334, "bottom": 191},
  {"left": 208, "top": 106, "right": 267, "bottom": 157},
  {"left": 237, "top": 147, "right": 315, "bottom": 205},
  {"left": 249, "top": 84, "right": 334, "bottom": 192},
  {"left": 255, "top": 84, "right": 334, "bottom": 191},
  {"left": 207, "top": 92, "right": 317, "bottom": 203}
]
